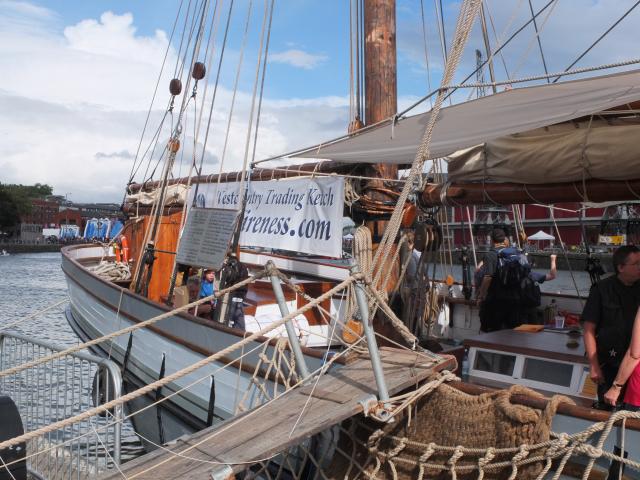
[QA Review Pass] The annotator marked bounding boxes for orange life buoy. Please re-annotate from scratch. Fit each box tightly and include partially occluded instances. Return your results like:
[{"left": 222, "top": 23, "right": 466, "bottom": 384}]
[
  {"left": 121, "top": 235, "right": 130, "bottom": 263},
  {"left": 114, "top": 242, "right": 122, "bottom": 262}
]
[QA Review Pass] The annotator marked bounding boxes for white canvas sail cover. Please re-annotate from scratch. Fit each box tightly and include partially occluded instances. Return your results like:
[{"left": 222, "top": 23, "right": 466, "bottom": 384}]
[
  {"left": 294, "top": 69, "right": 640, "bottom": 183},
  {"left": 447, "top": 118, "right": 640, "bottom": 183},
  {"left": 125, "top": 184, "right": 188, "bottom": 206}
]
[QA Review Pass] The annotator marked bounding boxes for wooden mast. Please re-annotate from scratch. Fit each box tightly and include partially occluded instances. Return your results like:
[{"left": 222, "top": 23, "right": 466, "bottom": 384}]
[{"left": 362, "top": 0, "right": 398, "bottom": 239}]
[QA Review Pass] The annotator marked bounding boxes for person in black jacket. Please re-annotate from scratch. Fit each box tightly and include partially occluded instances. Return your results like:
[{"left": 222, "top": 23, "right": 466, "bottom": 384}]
[
  {"left": 220, "top": 255, "right": 249, "bottom": 330},
  {"left": 582, "top": 245, "right": 640, "bottom": 407},
  {"left": 476, "top": 228, "right": 531, "bottom": 331}
]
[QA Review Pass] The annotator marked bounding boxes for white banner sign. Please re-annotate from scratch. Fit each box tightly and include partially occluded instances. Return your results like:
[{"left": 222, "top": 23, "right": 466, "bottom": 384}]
[{"left": 188, "top": 177, "right": 345, "bottom": 257}]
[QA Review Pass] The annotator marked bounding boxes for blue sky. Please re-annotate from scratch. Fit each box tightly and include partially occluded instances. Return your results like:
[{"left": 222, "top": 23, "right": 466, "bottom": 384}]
[
  {"left": 25, "top": 0, "right": 442, "bottom": 99},
  {"left": 1, "top": 0, "right": 640, "bottom": 202}
]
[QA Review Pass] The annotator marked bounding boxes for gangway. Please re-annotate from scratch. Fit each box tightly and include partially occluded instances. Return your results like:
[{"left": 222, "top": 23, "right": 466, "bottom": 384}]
[{"left": 99, "top": 347, "right": 455, "bottom": 479}]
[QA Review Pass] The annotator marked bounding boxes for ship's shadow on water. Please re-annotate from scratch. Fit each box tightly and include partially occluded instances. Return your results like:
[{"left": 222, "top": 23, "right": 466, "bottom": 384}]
[{"left": 0, "top": 252, "right": 145, "bottom": 463}]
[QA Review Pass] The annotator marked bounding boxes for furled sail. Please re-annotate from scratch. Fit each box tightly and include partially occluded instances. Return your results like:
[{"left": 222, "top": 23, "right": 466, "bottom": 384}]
[
  {"left": 294, "top": 69, "right": 640, "bottom": 170},
  {"left": 446, "top": 117, "right": 640, "bottom": 183}
]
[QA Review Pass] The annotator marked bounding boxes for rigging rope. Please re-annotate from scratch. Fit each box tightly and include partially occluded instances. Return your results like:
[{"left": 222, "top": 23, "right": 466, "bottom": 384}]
[
  {"left": 419, "top": 0, "right": 433, "bottom": 108},
  {"left": 3, "top": 326, "right": 296, "bottom": 472},
  {"left": 237, "top": 0, "right": 272, "bottom": 200},
  {"left": 249, "top": 0, "right": 275, "bottom": 167},
  {"left": 549, "top": 208, "right": 585, "bottom": 306},
  {"left": 527, "top": 0, "right": 550, "bottom": 82},
  {"left": 0, "top": 272, "right": 361, "bottom": 452},
  {"left": 216, "top": 0, "right": 254, "bottom": 182},
  {"left": 509, "top": 0, "right": 559, "bottom": 82},
  {"left": 0, "top": 269, "right": 268, "bottom": 379},
  {"left": 368, "top": 0, "right": 481, "bottom": 328},
  {"left": 126, "top": 0, "right": 185, "bottom": 190},
  {"left": 191, "top": 0, "right": 235, "bottom": 203},
  {"left": 483, "top": 0, "right": 520, "bottom": 80},
  {"left": 552, "top": 0, "right": 640, "bottom": 83}
]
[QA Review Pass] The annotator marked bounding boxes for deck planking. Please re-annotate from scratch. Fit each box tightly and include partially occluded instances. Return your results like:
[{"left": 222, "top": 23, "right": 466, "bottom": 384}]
[{"left": 101, "top": 347, "right": 455, "bottom": 480}]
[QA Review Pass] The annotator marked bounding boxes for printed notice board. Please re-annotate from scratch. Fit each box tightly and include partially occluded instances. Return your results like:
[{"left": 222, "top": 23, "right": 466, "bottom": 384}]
[{"left": 176, "top": 207, "right": 239, "bottom": 269}]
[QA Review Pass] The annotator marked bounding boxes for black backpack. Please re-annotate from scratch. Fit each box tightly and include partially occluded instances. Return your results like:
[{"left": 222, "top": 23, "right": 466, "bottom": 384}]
[
  {"left": 224, "top": 257, "right": 249, "bottom": 298},
  {"left": 519, "top": 275, "right": 542, "bottom": 308},
  {"left": 496, "top": 247, "right": 531, "bottom": 288}
]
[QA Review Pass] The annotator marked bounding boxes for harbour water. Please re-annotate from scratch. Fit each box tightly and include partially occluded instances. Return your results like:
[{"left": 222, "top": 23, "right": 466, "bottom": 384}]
[{"left": 0, "top": 251, "right": 144, "bottom": 461}]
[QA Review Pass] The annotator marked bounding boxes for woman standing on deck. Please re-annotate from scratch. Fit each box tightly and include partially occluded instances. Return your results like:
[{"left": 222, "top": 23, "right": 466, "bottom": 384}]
[{"left": 604, "top": 307, "right": 640, "bottom": 411}]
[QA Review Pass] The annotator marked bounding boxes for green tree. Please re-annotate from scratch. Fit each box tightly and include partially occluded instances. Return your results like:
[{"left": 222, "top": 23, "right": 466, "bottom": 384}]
[
  {"left": 0, "top": 183, "right": 54, "bottom": 234},
  {"left": 0, "top": 187, "right": 19, "bottom": 231},
  {"left": 1, "top": 183, "right": 54, "bottom": 216}
]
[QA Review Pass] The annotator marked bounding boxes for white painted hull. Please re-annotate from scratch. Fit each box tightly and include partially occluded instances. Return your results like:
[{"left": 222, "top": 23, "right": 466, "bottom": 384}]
[{"left": 61, "top": 245, "right": 328, "bottom": 449}]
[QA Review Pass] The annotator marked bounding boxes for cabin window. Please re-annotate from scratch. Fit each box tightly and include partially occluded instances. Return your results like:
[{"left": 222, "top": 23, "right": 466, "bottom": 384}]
[
  {"left": 473, "top": 350, "right": 516, "bottom": 376},
  {"left": 522, "top": 358, "right": 573, "bottom": 387}
]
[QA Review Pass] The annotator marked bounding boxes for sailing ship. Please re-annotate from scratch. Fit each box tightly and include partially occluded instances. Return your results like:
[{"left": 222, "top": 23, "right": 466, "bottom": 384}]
[{"left": 60, "top": 0, "right": 640, "bottom": 477}]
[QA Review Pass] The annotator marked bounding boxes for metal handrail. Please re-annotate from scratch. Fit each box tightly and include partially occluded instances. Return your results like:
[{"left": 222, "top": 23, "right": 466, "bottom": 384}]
[
  {"left": 0, "top": 331, "right": 123, "bottom": 372},
  {"left": 0, "top": 332, "right": 123, "bottom": 479}
]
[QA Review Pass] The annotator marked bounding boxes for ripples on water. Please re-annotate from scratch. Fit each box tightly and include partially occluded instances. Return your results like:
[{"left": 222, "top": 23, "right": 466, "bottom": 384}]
[{"left": 0, "top": 252, "right": 144, "bottom": 461}]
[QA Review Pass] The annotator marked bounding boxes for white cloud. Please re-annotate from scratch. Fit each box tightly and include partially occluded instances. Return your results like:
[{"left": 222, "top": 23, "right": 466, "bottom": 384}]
[
  {"left": 0, "top": 4, "right": 351, "bottom": 203},
  {"left": 16, "top": 1, "right": 640, "bottom": 206},
  {"left": 0, "top": 5, "right": 181, "bottom": 202},
  {"left": 0, "top": 0, "right": 56, "bottom": 30},
  {"left": 0, "top": 7, "right": 175, "bottom": 111},
  {"left": 270, "top": 49, "right": 328, "bottom": 69},
  {"left": 64, "top": 12, "right": 169, "bottom": 66}
]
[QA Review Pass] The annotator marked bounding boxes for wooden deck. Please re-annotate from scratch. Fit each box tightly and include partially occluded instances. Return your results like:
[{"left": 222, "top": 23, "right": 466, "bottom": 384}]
[{"left": 101, "top": 347, "right": 455, "bottom": 480}]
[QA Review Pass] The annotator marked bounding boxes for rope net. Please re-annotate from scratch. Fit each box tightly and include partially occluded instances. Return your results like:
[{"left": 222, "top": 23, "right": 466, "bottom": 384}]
[{"left": 231, "top": 378, "right": 640, "bottom": 480}]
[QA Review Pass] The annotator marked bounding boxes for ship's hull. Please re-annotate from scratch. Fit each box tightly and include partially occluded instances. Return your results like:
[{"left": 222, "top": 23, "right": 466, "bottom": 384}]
[{"left": 61, "top": 245, "right": 328, "bottom": 449}]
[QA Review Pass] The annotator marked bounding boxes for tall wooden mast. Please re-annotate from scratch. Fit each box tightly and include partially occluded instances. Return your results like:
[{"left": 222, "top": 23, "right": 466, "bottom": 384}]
[
  {"left": 364, "top": 0, "right": 397, "bottom": 130},
  {"left": 362, "top": 0, "right": 398, "bottom": 238}
]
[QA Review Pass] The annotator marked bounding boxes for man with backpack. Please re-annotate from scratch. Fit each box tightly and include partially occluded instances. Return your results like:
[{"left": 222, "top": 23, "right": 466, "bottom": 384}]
[{"left": 476, "top": 228, "right": 533, "bottom": 332}]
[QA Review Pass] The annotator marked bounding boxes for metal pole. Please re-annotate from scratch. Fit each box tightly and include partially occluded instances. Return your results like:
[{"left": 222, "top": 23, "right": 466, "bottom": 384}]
[
  {"left": 479, "top": 3, "right": 497, "bottom": 94},
  {"left": 267, "top": 264, "right": 311, "bottom": 379},
  {"left": 465, "top": 206, "right": 478, "bottom": 268},
  {"left": 351, "top": 267, "right": 390, "bottom": 403}
]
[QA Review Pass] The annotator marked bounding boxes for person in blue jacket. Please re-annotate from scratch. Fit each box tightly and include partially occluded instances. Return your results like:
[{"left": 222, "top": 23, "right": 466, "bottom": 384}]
[{"left": 198, "top": 269, "right": 217, "bottom": 318}]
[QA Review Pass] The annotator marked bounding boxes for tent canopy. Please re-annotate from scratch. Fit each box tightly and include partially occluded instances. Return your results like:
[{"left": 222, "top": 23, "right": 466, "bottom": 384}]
[
  {"left": 528, "top": 230, "right": 555, "bottom": 241},
  {"left": 293, "top": 69, "right": 640, "bottom": 167}
]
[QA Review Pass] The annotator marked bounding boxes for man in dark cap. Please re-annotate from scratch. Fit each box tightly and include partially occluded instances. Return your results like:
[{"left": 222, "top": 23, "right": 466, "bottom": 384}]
[{"left": 476, "top": 228, "right": 527, "bottom": 332}]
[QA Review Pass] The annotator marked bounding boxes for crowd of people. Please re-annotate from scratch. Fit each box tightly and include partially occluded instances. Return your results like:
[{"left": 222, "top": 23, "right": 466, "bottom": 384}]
[{"left": 475, "top": 228, "right": 640, "bottom": 413}]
